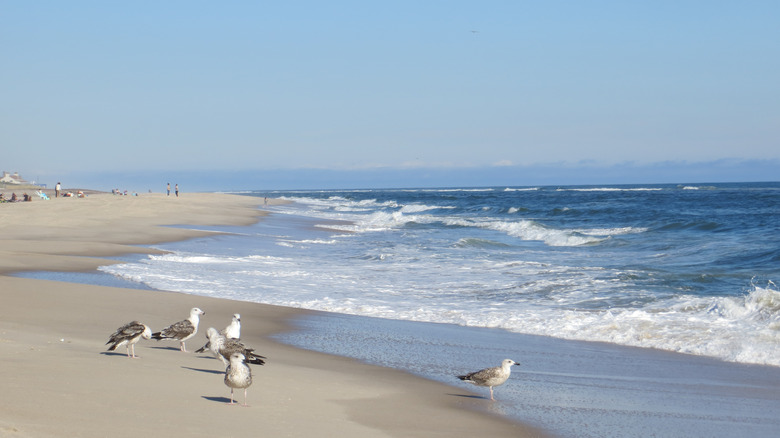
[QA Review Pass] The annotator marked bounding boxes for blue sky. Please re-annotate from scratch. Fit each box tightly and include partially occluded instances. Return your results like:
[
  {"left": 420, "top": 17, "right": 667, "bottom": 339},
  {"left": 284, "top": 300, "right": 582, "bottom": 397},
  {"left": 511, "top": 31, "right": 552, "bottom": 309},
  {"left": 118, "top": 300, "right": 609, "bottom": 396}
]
[{"left": 2, "top": 1, "right": 778, "bottom": 190}]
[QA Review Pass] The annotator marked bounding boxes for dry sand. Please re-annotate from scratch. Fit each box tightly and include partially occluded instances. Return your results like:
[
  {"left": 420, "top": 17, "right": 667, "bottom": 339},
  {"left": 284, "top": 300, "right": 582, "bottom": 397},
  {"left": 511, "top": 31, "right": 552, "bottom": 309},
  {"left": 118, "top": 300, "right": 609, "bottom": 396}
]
[{"left": 0, "top": 193, "right": 548, "bottom": 438}]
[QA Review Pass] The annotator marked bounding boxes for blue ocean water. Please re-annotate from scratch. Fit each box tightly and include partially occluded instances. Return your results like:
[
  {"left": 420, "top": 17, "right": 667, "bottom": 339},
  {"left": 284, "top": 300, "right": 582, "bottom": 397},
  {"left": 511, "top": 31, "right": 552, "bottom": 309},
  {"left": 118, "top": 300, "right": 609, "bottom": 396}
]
[
  {"left": 97, "top": 182, "right": 780, "bottom": 367},
  {"left": 23, "top": 182, "right": 780, "bottom": 437}
]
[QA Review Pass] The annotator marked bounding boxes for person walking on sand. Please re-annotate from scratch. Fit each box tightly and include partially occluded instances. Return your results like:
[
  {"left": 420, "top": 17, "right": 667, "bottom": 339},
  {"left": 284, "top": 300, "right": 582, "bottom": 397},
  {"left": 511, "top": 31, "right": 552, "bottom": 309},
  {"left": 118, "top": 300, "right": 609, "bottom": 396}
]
[
  {"left": 167, "top": 183, "right": 171, "bottom": 196},
  {"left": 55, "top": 182, "right": 61, "bottom": 198},
  {"left": 175, "top": 184, "right": 179, "bottom": 197}
]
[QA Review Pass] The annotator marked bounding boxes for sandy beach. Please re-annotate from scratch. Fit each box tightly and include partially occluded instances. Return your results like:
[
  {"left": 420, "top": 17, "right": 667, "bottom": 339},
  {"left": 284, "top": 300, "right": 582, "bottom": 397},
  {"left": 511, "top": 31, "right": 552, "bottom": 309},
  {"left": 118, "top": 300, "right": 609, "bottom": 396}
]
[{"left": 0, "top": 193, "right": 546, "bottom": 438}]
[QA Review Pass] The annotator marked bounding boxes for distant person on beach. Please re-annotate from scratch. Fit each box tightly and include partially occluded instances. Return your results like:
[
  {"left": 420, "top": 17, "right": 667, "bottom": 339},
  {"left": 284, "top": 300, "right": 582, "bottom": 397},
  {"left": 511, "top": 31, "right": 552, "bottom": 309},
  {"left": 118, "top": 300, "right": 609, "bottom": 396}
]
[
  {"left": 55, "top": 182, "right": 61, "bottom": 198},
  {"left": 175, "top": 184, "right": 179, "bottom": 197},
  {"left": 167, "top": 183, "right": 171, "bottom": 196}
]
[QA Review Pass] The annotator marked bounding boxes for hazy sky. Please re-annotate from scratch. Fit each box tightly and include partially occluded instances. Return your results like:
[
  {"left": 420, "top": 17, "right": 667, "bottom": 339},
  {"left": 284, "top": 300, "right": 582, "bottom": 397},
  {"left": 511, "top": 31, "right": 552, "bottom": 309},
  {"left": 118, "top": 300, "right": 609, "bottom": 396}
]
[{"left": 2, "top": 1, "right": 778, "bottom": 189}]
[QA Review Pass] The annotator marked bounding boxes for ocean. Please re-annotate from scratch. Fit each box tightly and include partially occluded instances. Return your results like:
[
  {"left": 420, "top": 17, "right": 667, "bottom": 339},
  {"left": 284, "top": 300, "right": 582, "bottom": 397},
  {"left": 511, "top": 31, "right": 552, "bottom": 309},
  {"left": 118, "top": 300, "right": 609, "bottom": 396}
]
[
  {"left": 22, "top": 182, "right": 780, "bottom": 437},
  {"left": 101, "top": 182, "right": 779, "bottom": 365}
]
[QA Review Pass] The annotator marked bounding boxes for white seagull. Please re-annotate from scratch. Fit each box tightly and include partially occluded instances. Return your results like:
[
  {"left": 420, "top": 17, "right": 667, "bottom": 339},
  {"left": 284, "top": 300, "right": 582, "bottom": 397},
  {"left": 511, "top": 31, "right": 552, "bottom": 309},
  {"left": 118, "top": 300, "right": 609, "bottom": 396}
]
[
  {"left": 194, "top": 313, "right": 242, "bottom": 353},
  {"left": 224, "top": 313, "right": 241, "bottom": 339},
  {"left": 151, "top": 307, "right": 205, "bottom": 352},
  {"left": 106, "top": 321, "right": 152, "bottom": 358},
  {"left": 225, "top": 352, "right": 253, "bottom": 406},
  {"left": 457, "top": 359, "right": 519, "bottom": 401},
  {"left": 196, "top": 327, "right": 266, "bottom": 366}
]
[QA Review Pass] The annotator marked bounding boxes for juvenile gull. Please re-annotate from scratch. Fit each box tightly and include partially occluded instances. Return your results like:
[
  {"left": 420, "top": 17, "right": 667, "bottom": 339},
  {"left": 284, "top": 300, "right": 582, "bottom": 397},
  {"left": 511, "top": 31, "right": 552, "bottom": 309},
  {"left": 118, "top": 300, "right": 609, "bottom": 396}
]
[
  {"left": 106, "top": 321, "right": 152, "bottom": 358},
  {"left": 196, "top": 327, "right": 265, "bottom": 366},
  {"left": 151, "top": 307, "right": 205, "bottom": 352},
  {"left": 225, "top": 352, "right": 253, "bottom": 406},
  {"left": 457, "top": 359, "right": 519, "bottom": 401}
]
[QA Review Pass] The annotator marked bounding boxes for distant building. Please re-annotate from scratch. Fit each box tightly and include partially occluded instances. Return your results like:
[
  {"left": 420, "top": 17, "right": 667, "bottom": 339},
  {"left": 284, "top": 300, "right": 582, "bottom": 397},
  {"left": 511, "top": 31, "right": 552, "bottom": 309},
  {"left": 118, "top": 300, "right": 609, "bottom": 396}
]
[{"left": 0, "top": 171, "right": 29, "bottom": 185}]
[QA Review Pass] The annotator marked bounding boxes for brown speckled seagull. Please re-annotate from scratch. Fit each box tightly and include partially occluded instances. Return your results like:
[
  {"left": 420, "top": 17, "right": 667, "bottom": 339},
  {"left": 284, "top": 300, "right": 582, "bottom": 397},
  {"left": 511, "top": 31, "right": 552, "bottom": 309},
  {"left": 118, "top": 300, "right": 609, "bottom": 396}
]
[
  {"left": 225, "top": 352, "right": 253, "bottom": 406},
  {"left": 151, "top": 307, "right": 205, "bottom": 352},
  {"left": 457, "top": 359, "right": 519, "bottom": 400},
  {"left": 106, "top": 321, "right": 152, "bottom": 358}
]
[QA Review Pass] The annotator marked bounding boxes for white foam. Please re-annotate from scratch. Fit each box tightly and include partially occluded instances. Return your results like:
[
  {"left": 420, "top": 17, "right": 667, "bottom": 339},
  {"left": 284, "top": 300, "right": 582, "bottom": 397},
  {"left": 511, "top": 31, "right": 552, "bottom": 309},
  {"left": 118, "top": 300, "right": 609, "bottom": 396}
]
[
  {"left": 275, "top": 196, "right": 629, "bottom": 247},
  {"left": 103, "top": 245, "right": 780, "bottom": 367},
  {"left": 575, "top": 226, "right": 648, "bottom": 236},
  {"left": 278, "top": 238, "right": 339, "bottom": 246},
  {"left": 477, "top": 219, "right": 605, "bottom": 246},
  {"left": 680, "top": 185, "right": 717, "bottom": 190},
  {"left": 557, "top": 187, "right": 664, "bottom": 192},
  {"left": 400, "top": 204, "right": 454, "bottom": 213},
  {"left": 418, "top": 188, "right": 495, "bottom": 192}
]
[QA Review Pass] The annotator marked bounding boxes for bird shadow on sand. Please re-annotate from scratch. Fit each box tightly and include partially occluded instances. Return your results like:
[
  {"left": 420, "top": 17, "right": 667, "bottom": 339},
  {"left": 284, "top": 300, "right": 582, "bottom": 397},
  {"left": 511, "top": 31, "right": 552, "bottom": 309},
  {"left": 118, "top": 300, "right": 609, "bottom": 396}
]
[
  {"left": 182, "top": 366, "right": 224, "bottom": 375},
  {"left": 149, "top": 346, "right": 184, "bottom": 351},
  {"left": 99, "top": 351, "right": 128, "bottom": 357},
  {"left": 447, "top": 393, "right": 488, "bottom": 400},
  {"left": 202, "top": 395, "right": 233, "bottom": 404},
  {"left": 194, "top": 355, "right": 216, "bottom": 360}
]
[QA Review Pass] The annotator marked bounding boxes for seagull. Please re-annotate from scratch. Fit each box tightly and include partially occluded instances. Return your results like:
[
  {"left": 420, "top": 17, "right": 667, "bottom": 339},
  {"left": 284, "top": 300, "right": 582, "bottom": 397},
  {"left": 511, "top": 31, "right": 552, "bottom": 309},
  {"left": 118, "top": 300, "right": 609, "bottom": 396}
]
[
  {"left": 196, "top": 327, "right": 265, "bottom": 366},
  {"left": 223, "top": 313, "right": 241, "bottom": 339},
  {"left": 194, "top": 313, "right": 242, "bottom": 352},
  {"left": 456, "top": 359, "right": 519, "bottom": 401},
  {"left": 225, "top": 352, "right": 253, "bottom": 406},
  {"left": 106, "top": 321, "right": 152, "bottom": 358},
  {"left": 151, "top": 307, "right": 205, "bottom": 352}
]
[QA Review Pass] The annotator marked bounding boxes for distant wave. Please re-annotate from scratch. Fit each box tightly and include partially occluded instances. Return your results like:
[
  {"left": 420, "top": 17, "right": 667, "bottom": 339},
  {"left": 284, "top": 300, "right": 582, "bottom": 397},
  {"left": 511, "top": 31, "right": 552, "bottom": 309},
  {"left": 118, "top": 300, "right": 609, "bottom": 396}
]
[
  {"left": 452, "top": 238, "right": 511, "bottom": 248},
  {"left": 557, "top": 187, "right": 664, "bottom": 192},
  {"left": 281, "top": 197, "right": 643, "bottom": 247},
  {"left": 277, "top": 238, "right": 339, "bottom": 246},
  {"left": 576, "top": 226, "right": 648, "bottom": 236},
  {"left": 400, "top": 204, "right": 455, "bottom": 213},
  {"left": 507, "top": 207, "right": 530, "bottom": 214},
  {"left": 680, "top": 185, "right": 718, "bottom": 190},
  {"left": 408, "top": 188, "right": 496, "bottom": 193}
]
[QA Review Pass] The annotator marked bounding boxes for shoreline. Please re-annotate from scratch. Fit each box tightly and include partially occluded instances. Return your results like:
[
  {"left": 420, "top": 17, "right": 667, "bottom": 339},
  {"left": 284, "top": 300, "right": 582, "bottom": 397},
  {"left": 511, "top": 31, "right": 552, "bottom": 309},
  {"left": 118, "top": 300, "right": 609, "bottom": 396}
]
[
  {"left": 0, "top": 193, "right": 546, "bottom": 437},
  {"left": 279, "top": 309, "right": 780, "bottom": 437}
]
